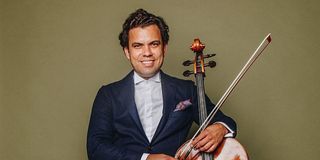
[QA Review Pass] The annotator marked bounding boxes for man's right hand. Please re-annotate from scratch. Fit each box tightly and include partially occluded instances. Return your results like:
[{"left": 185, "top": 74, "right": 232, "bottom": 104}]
[{"left": 147, "top": 154, "right": 177, "bottom": 160}]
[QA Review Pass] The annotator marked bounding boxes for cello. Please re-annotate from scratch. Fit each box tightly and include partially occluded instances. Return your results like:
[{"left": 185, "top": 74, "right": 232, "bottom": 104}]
[{"left": 175, "top": 34, "right": 272, "bottom": 160}]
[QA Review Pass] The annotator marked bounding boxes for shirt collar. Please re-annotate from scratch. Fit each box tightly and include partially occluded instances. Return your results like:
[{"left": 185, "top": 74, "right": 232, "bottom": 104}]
[{"left": 134, "top": 71, "right": 161, "bottom": 85}]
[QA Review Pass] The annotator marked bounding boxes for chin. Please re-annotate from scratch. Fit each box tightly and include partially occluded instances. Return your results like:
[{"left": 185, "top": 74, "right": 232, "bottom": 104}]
[
  {"left": 139, "top": 71, "right": 157, "bottom": 78},
  {"left": 141, "top": 73, "right": 154, "bottom": 78}
]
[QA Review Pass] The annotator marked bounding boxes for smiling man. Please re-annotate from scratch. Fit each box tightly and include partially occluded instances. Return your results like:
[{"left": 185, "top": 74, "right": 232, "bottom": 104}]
[
  {"left": 124, "top": 24, "right": 166, "bottom": 79},
  {"left": 87, "top": 9, "right": 236, "bottom": 160}
]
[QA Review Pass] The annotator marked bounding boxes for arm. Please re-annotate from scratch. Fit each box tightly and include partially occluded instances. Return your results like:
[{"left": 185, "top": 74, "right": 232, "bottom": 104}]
[
  {"left": 205, "top": 94, "right": 237, "bottom": 135},
  {"left": 87, "top": 86, "right": 142, "bottom": 160}
]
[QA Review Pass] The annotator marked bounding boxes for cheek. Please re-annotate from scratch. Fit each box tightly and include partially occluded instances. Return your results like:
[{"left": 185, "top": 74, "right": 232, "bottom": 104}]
[
  {"left": 154, "top": 49, "right": 164, "bottom": 58},
  {"left": 157, "top": 52, "right": 165, "bottom": 61},
  {"left": 129, "top": 51, "right": 141, "bottom": 61}
]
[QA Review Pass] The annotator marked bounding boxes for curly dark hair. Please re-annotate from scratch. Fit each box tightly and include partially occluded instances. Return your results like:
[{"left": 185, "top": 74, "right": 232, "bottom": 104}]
[{"left": 119, "top": 8, "right": 169, "bottom": 48}]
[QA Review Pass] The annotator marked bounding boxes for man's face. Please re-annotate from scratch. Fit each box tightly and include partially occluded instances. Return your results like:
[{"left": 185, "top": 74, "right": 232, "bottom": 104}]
[{"left": 124, "top": 24, "right": 167, "bottom": 79}]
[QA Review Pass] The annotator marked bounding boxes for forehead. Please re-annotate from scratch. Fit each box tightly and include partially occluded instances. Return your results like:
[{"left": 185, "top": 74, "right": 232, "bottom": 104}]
[{"left": 128, "top": 25, "right": 162, "bottom": 43}]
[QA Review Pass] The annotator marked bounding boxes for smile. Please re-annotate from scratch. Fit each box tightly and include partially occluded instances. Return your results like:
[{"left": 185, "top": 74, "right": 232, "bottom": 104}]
[
  {"left": 141, "top": 60, "right": 154, "bottom": 64},
  {"left": 140, "top": 60, "right": 155, "bottom": 66}
]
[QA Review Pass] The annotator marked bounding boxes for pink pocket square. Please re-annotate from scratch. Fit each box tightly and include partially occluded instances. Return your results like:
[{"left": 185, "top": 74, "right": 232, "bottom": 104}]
[{"left": 174, "top": 99, "right": 192, "bottom": 112}]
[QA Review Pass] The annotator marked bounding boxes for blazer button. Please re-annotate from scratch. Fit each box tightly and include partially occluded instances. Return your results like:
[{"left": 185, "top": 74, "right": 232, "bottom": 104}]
[{"left": 147, "top": 145, "right": 152, "bottom": 151}]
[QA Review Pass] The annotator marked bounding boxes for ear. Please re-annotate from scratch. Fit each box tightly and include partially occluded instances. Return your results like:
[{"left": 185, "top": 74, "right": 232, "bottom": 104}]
[{"left": 124, "top": 47, "right": 130, "bottom": 60}]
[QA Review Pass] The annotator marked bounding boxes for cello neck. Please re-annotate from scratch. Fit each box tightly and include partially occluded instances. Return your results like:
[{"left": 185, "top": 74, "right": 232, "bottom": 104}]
[{"left": 195, "top": 73, "right": 207, "bottom": 126}]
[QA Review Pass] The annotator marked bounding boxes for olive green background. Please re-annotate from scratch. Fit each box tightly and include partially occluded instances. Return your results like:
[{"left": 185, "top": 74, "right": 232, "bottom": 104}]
[{"left": 1, "top": 0, "right": 319, "bottom": 159}]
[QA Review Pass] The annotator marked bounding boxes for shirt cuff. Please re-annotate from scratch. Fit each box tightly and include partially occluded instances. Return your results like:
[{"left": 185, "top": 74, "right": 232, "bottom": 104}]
[
  {"left": 141, "top": 153, "right": 149, "bottom": 160},
  {"left": 214, "top": 122, "right": 235, "bottom": 138}
]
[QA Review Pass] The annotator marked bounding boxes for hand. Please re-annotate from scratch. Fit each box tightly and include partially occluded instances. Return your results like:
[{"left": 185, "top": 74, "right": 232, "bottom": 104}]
[
  {"left": 147, "top": 154, "right": 177, "bottom": 160},
  {"left": 191, "top": 123, "right": 227, "bottom": 153}
]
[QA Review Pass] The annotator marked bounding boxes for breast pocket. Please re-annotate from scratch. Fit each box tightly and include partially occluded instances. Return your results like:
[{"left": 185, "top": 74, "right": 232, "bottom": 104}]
[{"left": 168, "top": 106, "right": 192, "bottom": 118}]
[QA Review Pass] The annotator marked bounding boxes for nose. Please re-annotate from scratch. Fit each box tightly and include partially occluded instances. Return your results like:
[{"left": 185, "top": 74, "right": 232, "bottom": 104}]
[{"left": 142, "top": 46, "right": 153, "bottom": 57}]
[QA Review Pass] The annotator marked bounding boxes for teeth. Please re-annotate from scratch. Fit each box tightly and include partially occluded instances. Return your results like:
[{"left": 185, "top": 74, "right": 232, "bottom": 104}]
[{"left": 142, "top": 61, "right": 153, "bottom": 64}]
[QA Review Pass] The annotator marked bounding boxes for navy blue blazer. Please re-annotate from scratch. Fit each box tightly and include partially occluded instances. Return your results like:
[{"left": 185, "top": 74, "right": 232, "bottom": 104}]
[{"left": 87, "top": 71, "right": 236, "bottom": 160}]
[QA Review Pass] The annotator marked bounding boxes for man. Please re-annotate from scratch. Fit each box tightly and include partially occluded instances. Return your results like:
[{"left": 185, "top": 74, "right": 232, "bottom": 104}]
[{"left": 87, "top": 9, "right": 236, "bottom": 160}]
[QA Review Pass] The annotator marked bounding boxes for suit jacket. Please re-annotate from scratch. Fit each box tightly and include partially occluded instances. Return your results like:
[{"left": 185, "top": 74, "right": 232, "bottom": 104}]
[{"left": 87, "top": 71, "right": 236, "bottom": 160}]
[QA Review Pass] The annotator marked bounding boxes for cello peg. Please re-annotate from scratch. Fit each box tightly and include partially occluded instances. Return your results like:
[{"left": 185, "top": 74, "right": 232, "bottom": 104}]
[
  {"left": 182, "top": 60, "right": 193, "bottom": 66},
  {"left": 203, "top": 54, "right": 216, "bottom": 59},
  {"left": 183, "top": 70, "right": 194, "bottom": 77},
  {"left": 204, "top": 61, "right": 216, "bottom": 68}
]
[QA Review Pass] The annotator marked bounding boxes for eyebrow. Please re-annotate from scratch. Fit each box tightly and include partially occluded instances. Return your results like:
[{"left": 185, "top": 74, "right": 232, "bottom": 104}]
[
  {"left": 131, "top": 42, "right": 143, "bottom": 46},
  {"left": 149, "top": 40, "right": 161, "bottom": 45},
  {"left": 131, "top": 40, "right": 161, "bottom": 46}
]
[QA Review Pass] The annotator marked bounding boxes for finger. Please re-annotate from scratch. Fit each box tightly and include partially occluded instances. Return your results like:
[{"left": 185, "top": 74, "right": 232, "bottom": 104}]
[
  {"left": 192, "top": 130, "right": 209, "bottom": 145},
  {"left": 192, "top": 134, "right": 205, "bottom": 145},
  {"left": 194, "top": 135, "right": 212, "bottom": 149},
  {"left": 198, "top": 140, "right": 213, "bottom": 152},
  {"left": 206, "top": 143, "right": 218, "bottom": 153}
]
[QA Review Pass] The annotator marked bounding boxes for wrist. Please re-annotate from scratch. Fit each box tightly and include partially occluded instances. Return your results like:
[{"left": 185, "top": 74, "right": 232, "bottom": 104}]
[{"left": 212, "top": 123, "right": 228, "bottom": 135}]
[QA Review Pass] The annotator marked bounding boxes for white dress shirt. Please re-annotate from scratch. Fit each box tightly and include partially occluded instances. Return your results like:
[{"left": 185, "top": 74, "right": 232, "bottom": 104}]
[
  {"left": 134, "top": 72, "right": 163, "bottom": 142},
  {"left": 134, "top": 72, "right": 163, "bottom": 160}
]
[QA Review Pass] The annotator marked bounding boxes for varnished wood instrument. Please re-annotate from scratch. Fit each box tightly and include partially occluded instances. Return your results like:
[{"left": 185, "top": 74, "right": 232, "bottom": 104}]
[{"left": 175, "top": 34, "right": 272, "bottom": 160}]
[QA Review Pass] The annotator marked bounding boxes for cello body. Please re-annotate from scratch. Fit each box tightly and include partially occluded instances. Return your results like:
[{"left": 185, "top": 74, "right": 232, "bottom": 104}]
[
  {"left": 175, "top": 138, "right": 249, "bottom": 160},
  {"left": 214, "top": 138, "right": 248, "bottom": 160}
]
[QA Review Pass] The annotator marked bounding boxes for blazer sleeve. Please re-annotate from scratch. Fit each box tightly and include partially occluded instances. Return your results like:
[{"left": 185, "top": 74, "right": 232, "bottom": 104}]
[
  {"left": 191, "top": 85, "right": 237, "bottom": 137},
  {"left": 87, "top": 86, "right": 142, "bottom": 160}
]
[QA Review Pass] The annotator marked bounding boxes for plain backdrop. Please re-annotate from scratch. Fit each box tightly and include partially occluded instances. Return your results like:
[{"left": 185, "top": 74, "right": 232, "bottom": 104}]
[{"left": 1, "top": 0, "right": 320, "bottom": 159}]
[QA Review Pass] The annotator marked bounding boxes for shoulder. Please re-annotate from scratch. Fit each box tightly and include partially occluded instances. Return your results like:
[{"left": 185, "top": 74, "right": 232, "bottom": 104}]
[{"left": 99, "top": 71, "right": 134, "bottom": 94}]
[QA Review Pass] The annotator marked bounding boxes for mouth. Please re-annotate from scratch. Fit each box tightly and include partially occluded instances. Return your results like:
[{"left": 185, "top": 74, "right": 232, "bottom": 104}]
[
  {"left": 141, "top": 60, "right": 154, "bottom": 63},
  {"left": 140, "top": 60, "right": 155, "bottom": 67}
]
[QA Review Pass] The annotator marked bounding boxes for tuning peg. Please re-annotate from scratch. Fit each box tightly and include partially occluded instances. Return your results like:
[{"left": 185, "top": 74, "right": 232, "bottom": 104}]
[
  {"left": 203, "top": 54, "right": 216, "bottom": 59},
  {"left": 204, "top": 61, "right": 216, "bottom": 68},
  {"left": 182, "top": 60, "right": 193, "bottom": 66},
  {"left": 183, "top": 70, "right": 194, "bottom": 77}
]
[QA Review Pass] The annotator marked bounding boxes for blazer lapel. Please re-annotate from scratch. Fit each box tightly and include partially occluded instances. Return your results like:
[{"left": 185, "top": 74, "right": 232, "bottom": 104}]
[
  {"left": 151, "top": 71, "right": 176, "bottom": 143},
  {"left": 121, "top": 71, "right": 148, "bottom": 141}
]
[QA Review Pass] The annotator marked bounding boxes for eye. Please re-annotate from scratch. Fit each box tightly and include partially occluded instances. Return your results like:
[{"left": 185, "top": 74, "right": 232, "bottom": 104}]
[
  {"left": 151, "top": 41, "right": 160, "bottom": 47},
  {"left": 132, "top": 43, "right": 142, "bottom": 49}
]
